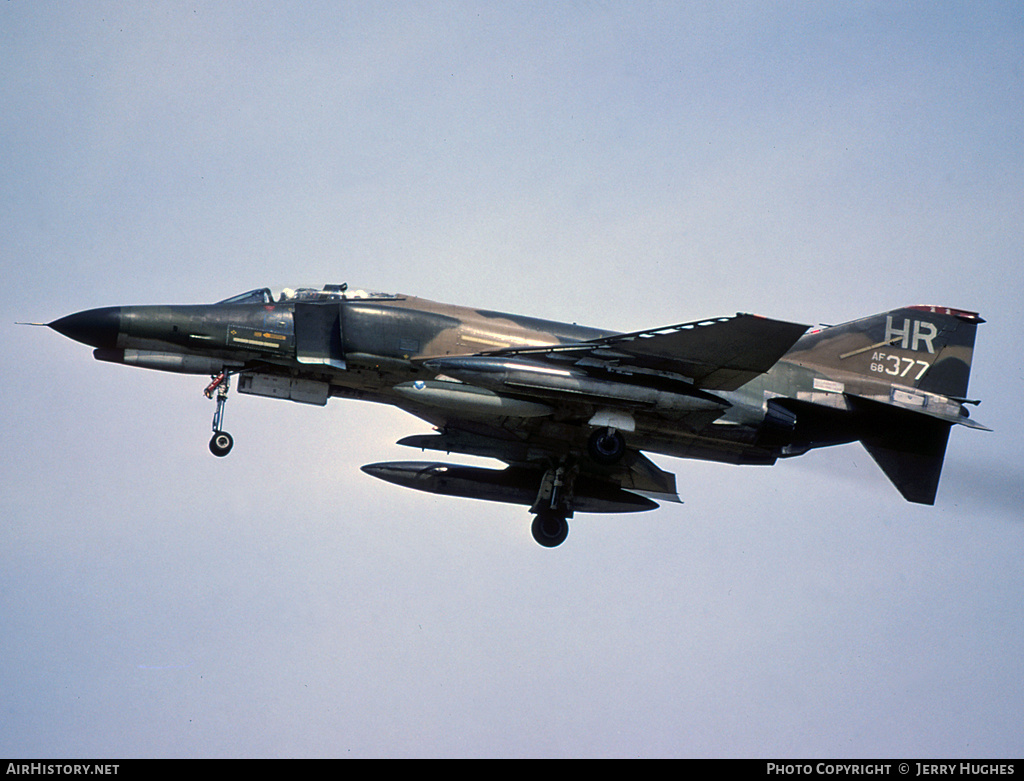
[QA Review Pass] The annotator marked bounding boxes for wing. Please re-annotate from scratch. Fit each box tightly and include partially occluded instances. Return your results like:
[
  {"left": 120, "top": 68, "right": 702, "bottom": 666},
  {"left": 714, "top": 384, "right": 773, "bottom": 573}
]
[
  {"left": 387, "top": 313, "right": 807, "bottom": 510},
  {"left": 485, "top": 312, "right": 809, "bottom": 391}
]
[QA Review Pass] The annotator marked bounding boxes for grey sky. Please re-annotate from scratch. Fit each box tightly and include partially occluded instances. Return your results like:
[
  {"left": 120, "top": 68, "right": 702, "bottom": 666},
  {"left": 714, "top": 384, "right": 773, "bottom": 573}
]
[{"left": 2, "top": 2, "right": 1022, "bottom": 758}]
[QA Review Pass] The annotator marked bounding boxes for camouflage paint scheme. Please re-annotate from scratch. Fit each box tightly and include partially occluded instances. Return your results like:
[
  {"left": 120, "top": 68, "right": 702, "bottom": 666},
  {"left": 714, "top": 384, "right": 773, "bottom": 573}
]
[{"left": 47, "top": 286, "right": 987, "bottom": 546}]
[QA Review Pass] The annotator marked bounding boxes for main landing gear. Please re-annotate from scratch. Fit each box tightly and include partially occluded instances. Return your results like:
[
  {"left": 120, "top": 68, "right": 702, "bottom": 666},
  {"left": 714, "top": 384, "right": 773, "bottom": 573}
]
[
  {"left": 528, "top": 429, "right": 628, "bottom": 547},
  {"left": 530, "top": 463, "right": 576, "bottom": 548},
  {"left": 205, "top": 372, "right": 234, "bottom": 457},
  {"left": 532, "top": 510, "right": 569, "bottom": 548},
  {"left": 587, "top": 426, "right": 627, "bottom": 465}
]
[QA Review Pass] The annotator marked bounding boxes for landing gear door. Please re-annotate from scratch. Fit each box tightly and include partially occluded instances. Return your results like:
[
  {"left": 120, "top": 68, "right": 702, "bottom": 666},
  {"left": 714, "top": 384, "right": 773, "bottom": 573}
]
[{"left": 294, "top": 302, "right": 346, "bottom": 370}]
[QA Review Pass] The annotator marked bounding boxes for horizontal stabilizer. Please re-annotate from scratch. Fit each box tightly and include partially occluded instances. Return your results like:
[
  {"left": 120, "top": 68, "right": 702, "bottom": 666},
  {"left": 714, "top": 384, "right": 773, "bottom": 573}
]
[
  {"left": 844, "top": 389, "right": 992, "bottom": 432},
  {"left": 861, "top": 432, "right": 950, "bottom": 505},
  {"left": 852, "top": 396, "right": 954, "bottom": 505}
]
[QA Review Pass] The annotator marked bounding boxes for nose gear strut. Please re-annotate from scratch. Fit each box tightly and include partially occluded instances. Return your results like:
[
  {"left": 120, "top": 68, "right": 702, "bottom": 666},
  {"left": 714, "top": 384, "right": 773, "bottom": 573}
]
[{"left": 205, "top": 372, "right": 234, "bottom": 456}]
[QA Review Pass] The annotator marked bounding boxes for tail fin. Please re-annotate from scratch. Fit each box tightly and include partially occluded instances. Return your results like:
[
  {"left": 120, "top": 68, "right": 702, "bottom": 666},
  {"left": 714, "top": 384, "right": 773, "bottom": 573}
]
[
  {"left": 786, "top": 306, "right": 985, "bottom": 504},
  {"left": 790, "top": 305, "right": 983, "bottom": 398}
]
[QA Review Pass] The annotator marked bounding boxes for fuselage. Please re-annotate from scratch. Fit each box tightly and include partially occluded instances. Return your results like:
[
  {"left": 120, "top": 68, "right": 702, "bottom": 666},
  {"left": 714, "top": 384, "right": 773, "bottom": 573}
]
[
  {"left": 44, "top": 286, "right": 986, "bottom": 531},
  {"left": 51, "top": 290, "right": 787, "bottom": 464},
  {"left": 49, "top": 287, "right": 980, "bottom": 474}
]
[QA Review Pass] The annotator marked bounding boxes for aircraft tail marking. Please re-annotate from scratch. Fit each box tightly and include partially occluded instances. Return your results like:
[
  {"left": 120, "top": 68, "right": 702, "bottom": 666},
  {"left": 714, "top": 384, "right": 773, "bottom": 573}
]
[
  {"left": 783, "top": 307, "right": 986, "bottom": 503},
  {"left": 789, "top": 305, "right": 983, "bottom": 399}
]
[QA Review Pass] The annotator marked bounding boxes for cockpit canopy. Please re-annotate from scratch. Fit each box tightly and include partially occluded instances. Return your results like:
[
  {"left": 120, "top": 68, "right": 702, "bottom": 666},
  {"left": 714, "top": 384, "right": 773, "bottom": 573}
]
[{"left": 217, "top": 284, "right": 400, "bottom": 305}]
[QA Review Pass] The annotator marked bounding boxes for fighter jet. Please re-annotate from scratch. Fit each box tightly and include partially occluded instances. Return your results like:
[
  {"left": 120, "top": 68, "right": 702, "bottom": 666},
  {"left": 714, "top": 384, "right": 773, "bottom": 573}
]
[{"left": 42, "top": 284, "right": 988, "bottom": 546}]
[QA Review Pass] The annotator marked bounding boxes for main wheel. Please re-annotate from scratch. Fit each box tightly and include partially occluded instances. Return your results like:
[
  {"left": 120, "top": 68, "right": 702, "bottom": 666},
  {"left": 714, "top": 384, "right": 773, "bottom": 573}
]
[
  {"left": 531, "top": 512, "right": 569, "bottom": 548},
  {"left": 209, "top": 431, "right": 234, "bottom": 457},
  {"left": 587, "top": 427, "right": 626, "bottom": 465}
]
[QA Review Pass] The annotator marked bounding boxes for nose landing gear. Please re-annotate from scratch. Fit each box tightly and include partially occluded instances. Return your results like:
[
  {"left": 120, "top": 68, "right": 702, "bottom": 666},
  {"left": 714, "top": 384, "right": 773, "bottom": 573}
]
[{"left": 205, "top": 372, "right": 234, "bottom": 457}]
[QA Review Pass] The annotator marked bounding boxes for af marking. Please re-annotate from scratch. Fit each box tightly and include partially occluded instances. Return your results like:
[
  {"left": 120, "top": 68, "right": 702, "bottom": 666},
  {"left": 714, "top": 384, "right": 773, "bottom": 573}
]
[{"left": 870, "top": 351, "right": 930, "bottom": 380}]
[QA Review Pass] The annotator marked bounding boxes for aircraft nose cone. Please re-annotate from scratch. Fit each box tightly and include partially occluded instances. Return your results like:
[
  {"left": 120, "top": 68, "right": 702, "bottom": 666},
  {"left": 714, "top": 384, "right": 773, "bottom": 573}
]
[{"left": 49, "top": 307, "right": 122, "bottom": 349}]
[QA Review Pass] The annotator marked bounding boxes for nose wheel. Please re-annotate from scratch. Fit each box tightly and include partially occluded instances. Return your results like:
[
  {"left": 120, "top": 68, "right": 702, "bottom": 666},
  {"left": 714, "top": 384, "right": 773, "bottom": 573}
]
[
  {"left": 205, "top": 372, "right": 234, "bottom": 457},
  {"left": 209, "top": 430, "right": 234, "bottom": 457}
]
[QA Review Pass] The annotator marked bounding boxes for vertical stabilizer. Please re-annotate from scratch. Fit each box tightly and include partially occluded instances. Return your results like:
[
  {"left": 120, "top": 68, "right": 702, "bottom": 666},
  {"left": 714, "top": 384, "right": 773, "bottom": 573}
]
[
  {"left": 788, "top": 306, "right": 983, "bottom": 398},
  {"left": 785, "top": 306, "right": 984, "bottom": 504}
]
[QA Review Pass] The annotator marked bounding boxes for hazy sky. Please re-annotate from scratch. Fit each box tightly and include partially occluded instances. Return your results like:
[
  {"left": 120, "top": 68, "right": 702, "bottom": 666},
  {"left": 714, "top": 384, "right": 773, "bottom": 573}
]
[{"left": 2, "top": 1, "right": 1023, "bottom": 758}]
